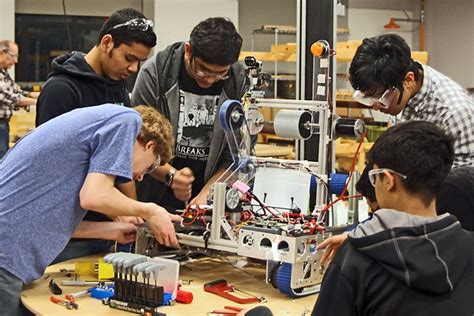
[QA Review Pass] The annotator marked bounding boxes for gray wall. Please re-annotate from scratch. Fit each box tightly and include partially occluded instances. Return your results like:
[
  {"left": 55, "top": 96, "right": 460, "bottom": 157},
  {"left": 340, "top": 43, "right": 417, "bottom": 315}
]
[
  {"left": 15, "top": 0, "right": 142, "bottom": 15},
  {"left": 4, "top": 0, "right": 474, "bottom": 87},
  {"left": 0, "top": 0, "right": 16, "bottom": 76},
  {"left": 152, "top": 0, "right": 239, "bottom": 51},
  {"left": 239, "top": 0, "right": 297, "bottom": 75},
  {"left": 425, "top": 0, "right": 474, "bottom": 88},
  {"left": 349, "top": 0, "right": 474, "bottom": 88}
]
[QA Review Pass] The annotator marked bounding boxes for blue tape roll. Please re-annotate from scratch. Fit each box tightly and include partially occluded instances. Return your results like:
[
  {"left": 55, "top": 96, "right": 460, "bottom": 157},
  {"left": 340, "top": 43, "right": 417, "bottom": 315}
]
[
  {"left": 329, "top": 172, "right": 349, "bottom": 195},
  {"left": 219, "top": 99, "right": 244, "bottom": 131}
]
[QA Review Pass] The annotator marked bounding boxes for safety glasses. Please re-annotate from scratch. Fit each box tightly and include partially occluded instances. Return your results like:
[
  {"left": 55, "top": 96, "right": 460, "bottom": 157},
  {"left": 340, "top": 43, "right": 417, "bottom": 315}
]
[
  {"left": 368, "top": 168, "right": 407, "bottom": 187},
  {"left": 107, "top": 18, "right": 154, "bottom": 33},
  {"left": 353, "top": 87, "right": 397, "bottom": 109},
  {"left": 190, "top": 57, "right": 230, "bottom": 80},
  {"left": 145, "top": 155, "right": 161, "bottom": 174}
]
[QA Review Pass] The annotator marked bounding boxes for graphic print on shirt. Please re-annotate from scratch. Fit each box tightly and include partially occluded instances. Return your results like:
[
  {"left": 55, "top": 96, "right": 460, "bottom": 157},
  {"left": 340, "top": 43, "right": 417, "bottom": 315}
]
[{"left": 176, "top": 90, "right": 219, "bottom": 161}]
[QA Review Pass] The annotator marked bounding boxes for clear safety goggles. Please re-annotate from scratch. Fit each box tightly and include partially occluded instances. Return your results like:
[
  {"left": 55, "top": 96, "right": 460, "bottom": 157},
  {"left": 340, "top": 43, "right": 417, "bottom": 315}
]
[
  {"left": 368, "top": 168, "right": 407, "bottom": 187},
  {"left": 108, "top": 18, "right": 154, "bottom": 33},
  {"left": 353, "top": 87, "right": 397, "bottom": 109}
]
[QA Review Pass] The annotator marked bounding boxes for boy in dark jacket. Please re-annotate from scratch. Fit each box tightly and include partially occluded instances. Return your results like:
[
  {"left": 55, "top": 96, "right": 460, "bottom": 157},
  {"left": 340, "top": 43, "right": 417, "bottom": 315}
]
[
  {"left": 35, "top": 8, "right": 157, "bottom": 263},
  {"left": 312, "top": 121, "right": 473, "bottom": 316}
]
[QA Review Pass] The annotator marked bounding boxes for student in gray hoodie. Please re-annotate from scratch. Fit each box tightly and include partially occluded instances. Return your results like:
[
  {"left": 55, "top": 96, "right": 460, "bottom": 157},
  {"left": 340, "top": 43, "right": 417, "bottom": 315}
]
[
  {"left": 312, "top": 121, "right": 474, "bottom": 316},
  {"left": 132, "top": 17, "right": 248, "bottom": 210}
]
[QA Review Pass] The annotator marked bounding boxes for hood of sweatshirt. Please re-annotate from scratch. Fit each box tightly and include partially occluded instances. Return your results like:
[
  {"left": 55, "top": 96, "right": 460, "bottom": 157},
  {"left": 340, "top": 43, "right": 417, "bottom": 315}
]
[
  {"left": 49, "top": 52, "right": 128, "bottom": 105},
  {"left": 349, "top": 209, "right": 472, "bottom": 295}
]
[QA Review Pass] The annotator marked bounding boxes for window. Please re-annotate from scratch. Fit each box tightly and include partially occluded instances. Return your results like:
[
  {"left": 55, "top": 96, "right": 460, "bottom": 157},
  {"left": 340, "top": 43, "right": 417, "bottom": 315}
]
[{"left": 15, "top": 14, "right": 107, "bottom": 83}]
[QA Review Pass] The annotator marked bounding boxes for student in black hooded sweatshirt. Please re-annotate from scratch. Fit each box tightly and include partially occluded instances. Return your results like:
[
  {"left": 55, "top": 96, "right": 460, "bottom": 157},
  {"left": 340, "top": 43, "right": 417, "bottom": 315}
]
[
  {"left": 35, "top": 8, "right": 157, "bottom": 263},
  {"left": 312, "top": 121, "right": 473, "bottom": 316}
]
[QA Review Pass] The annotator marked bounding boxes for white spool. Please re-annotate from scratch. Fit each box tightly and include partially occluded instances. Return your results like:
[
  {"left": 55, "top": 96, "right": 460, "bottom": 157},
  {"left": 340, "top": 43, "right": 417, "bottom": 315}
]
[{"left": 273, "top": 110, "right": 312, "bottom": 140}]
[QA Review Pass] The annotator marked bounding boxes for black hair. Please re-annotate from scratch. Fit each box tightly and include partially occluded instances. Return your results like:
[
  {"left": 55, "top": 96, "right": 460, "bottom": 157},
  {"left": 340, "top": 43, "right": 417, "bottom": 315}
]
[
  {"left": 349, "top": 34, "right": 422, "bottom": 97},
  {"left": 189, "top": 17, "right": 242, "bottom": 66},
  {"left": 356, "top": 162, "right": 377, "bottom": 203},
  {"left": 367, "top": 121, "right": 454, "bottom": 206},
  {"left": 97, "top": 8, "right": 157, "bottom": 48}
]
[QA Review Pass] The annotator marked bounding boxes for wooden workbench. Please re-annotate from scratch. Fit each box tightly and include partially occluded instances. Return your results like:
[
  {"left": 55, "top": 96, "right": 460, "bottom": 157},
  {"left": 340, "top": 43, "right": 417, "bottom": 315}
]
[{"left": 21, "top": 255, "right": 317, "bottom": 315}]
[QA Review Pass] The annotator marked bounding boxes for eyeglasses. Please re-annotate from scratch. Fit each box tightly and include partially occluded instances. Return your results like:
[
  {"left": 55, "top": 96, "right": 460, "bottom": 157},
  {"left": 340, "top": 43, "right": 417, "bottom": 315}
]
[
  {"left": 190, "top": 57, "right": 230, "bottom": 80},
  {"left": 145, "top": 155, "right": 161, "bottom": 174},
  {"left": 368, "top": 168, "right": 407, "bottom": 187},
  {"left": 3, "top": 50, "right": 18, "bottom": 59},
  {"left": 353, "top": 87, "right": 397, "bottom": 109},
  {"left": 107, "top": 18, "right": 154, "bottom": 33}
]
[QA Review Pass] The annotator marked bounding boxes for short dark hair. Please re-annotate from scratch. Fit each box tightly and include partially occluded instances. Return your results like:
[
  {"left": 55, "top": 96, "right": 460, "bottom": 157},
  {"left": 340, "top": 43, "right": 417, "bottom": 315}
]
[
  {"left": 189, "top": 17, "right": 242, "bottom": 66},
  {"left": 368, "top": 121, "right": 454, "bottom": 206},
  {"left": 97, "top": 8, "right": 157, "bottom": 48},
  {"left": 349, "top": 34, "right": 422, "bottom": 96},
  {"left": 356, "top": 162, "right": 377, "bottom": 203}
]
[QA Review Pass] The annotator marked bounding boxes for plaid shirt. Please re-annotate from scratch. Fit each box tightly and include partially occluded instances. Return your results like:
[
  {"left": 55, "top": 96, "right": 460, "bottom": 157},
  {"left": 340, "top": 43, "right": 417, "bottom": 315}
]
[
  {"left": 0, "top": 68, "right": 28, "bottom": 120},
  {"left": 401, "top": 65, "right": 474, "bottom": 168}
]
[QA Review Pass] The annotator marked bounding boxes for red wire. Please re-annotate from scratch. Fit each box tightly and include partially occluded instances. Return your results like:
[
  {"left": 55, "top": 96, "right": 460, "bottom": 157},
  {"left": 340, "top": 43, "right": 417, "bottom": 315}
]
[
  {"left": 181, "top": 205, "right": 208, "bottom": 226},
  {"left": 339, "top": 130, "right": 366, "bottom": 198},
  {"left": 319, "top": 131, "right": 366, "bottom": 215}
]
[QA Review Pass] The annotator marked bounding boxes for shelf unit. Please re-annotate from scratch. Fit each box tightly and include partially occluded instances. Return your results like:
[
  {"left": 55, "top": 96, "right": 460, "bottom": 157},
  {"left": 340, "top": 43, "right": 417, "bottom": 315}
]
[{"left": 249, "top": 26, "right": 297, "bottom": 98}]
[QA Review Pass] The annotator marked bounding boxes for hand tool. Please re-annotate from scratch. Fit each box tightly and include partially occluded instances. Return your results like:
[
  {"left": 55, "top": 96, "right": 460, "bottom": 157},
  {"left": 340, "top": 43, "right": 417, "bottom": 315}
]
[
  {"left": 49, "top": 279, "right": 62, "bottom": 295},
  {"left": 50, "top": 295, "right": 78, "bottom": 310},
  {"left": 204, "top": 279, "right": 264, "bottom": 304}
]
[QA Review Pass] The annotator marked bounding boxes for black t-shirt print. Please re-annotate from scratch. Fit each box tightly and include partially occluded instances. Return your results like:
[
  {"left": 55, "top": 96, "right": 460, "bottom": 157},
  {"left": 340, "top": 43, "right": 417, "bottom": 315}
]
[{"left": 161, "top": 63, "right": 223, "bottom": 209}]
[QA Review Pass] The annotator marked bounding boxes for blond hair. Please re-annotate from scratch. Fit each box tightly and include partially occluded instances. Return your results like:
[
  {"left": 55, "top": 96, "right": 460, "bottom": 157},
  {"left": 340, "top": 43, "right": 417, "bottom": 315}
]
[{"left": 134, "top": 105, "right": 174, "bottom": 164}]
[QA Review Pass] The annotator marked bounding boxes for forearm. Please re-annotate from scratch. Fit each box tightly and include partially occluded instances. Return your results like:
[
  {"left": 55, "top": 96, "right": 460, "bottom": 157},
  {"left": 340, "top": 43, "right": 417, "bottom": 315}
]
[
  {"left": 28, "top": 91, "right": 40, "bottom": 99},
  {"left": 72, "top": 221, "right": 121, "bottom": 239},
  {"left": 117, "top": 181, "right": 137, "bottom": 200},
  {"left": 198, "top": 168, "right": 227, "bottom": 198},
  {"left": 80, "top": 173, "right": 154, "bottom": 220},
  {"left": 18, "top": 96, "right": 37, "bottom": 107}
]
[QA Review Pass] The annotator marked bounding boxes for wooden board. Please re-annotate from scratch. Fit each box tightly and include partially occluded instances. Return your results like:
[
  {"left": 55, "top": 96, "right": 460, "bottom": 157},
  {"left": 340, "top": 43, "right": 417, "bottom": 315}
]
[{"left": 21, "top": 255, "right": 316, "bottom": 315}]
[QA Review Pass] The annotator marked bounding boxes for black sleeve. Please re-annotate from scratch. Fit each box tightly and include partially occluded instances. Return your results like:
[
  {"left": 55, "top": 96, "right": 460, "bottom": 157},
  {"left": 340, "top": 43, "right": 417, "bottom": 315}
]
[
  {"left": 36, "top": 77, "right": 81, "bottom": 126},
  {"left": 311, "top": 249, "right": 357, "bottom": 316}
]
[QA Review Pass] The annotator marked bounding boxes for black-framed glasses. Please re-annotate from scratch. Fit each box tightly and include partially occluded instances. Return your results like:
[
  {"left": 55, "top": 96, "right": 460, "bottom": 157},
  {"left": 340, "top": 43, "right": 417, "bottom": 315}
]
[
  {"left": 107, "top": 18, "right": 154, "bottom": 33},
  {"left": 145, "top": 155, "right": 161, "bottom": 174},
  {"left": 190, "top": 57, "right": 230, "bottom": 80}
]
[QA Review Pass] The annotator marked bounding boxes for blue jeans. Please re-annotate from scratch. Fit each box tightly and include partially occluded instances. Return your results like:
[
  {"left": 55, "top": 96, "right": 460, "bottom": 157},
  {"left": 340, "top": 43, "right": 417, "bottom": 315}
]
[
  {"left": 51, "top": 239, "right": 115, "bottom": 265},
  {"left": 0, "top": 119, "right": 9, "bottom": 159},
  {"left": 0, "top": 268, "right": 23, "bottom": 316}
]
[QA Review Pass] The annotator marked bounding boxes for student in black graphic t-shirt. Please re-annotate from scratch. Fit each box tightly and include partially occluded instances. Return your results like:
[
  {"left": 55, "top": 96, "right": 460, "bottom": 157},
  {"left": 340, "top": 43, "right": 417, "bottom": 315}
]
[{"left": 132, "top": 17, "right": 249, "bottom": 210}]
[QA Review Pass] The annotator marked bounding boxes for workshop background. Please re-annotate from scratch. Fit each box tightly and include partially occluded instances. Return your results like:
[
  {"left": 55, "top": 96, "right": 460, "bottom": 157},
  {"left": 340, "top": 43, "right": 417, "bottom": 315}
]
[{"left": 0, "top": 0, "right": 473, "bottom": 164}]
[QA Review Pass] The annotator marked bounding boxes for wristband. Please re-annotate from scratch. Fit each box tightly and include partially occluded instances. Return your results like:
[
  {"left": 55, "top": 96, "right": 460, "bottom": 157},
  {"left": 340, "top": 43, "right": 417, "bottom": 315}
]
[{"left": 165, "top": 169, "right": 176, "bottom": 187}]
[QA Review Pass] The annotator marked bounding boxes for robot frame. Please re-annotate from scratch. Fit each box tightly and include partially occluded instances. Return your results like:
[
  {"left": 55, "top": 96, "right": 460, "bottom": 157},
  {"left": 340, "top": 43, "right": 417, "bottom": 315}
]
[{"left": 136, "top": 40, "right": 365, "bottom": 298}]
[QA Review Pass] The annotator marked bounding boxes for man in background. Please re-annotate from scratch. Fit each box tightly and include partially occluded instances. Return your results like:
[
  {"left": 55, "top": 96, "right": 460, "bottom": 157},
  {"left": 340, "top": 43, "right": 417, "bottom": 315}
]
[
  {"left": 132, "top": 17, "right": 248, "bottom": 210},
  {"left": 0, "top": 40, "right": 38, "bottom": 158}
]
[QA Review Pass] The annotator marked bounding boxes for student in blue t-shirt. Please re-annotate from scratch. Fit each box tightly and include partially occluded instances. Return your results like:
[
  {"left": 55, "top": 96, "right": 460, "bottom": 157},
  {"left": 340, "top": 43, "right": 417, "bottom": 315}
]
[{"left": 0, "top": 104, "right": 179, "bottom": 315}]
